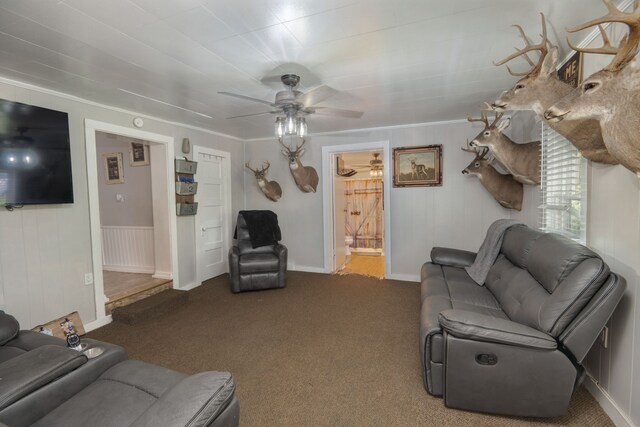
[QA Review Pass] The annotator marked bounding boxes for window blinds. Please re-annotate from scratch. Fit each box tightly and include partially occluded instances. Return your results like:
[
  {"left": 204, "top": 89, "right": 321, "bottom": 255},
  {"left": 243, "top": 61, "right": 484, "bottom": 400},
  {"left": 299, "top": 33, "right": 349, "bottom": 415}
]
[{"left": 539, "top": 123, "right": 588, "bottom": 243}]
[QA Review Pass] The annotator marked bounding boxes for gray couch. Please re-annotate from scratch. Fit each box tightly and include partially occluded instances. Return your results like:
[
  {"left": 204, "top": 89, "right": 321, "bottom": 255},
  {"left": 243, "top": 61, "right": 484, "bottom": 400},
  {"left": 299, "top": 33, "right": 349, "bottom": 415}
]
[
  {"left": 420, "top": 223, "right": 626, "bottom": 417},
  {"left": 0, "top": 312, "right": 239, "bottom": 427}
]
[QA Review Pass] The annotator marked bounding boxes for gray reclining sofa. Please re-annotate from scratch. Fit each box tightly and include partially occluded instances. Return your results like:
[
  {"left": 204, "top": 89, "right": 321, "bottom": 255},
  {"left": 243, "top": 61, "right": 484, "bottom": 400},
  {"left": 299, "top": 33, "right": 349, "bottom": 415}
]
[
  {"left": 420, "top": 223, "right": 626, "bottom": 417},
  {"left": 0, "top": 312, "right": 239, "bottom": 427}
]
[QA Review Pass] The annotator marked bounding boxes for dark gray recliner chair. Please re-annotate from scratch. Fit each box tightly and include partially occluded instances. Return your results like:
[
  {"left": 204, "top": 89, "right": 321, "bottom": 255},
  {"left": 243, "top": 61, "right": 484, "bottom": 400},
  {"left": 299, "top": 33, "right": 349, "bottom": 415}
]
[
  {"left": 420, "top": 224, "right": 626, "bottom": 417},
  {"left": 229, "top": 212, "right": 287, "bottom": 293}
]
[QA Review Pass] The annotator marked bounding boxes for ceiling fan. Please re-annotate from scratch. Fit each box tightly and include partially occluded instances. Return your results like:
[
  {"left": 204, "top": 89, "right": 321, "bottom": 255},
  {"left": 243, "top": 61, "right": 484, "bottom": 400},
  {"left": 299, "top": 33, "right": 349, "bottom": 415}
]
[
  {"left": 348, "top": 153, "right": 384, "bottom": 178},
  {"left": 218, "top": 74, "right": 364, "bottom": 122}
]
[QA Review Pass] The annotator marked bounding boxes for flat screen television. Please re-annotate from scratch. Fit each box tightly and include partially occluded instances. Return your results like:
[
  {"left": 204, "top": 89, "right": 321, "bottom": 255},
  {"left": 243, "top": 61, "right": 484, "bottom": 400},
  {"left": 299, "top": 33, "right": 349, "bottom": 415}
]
[{"left": 0, "top": 99, "right": 73, "bottom": 208}]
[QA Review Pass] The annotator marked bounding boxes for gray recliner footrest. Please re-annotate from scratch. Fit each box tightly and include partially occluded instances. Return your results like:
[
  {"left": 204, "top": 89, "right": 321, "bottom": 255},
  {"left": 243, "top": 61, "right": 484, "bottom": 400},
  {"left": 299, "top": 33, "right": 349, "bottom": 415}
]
[{"left": 0, "top": 345, "right": 87, "bottom": 410}]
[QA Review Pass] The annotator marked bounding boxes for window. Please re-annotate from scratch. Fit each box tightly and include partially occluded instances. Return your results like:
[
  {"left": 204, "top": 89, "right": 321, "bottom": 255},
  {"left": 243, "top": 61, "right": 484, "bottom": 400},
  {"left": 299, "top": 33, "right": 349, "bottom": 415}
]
[{"left": 539, "top": 123, "right": 588, "bottom": 243}]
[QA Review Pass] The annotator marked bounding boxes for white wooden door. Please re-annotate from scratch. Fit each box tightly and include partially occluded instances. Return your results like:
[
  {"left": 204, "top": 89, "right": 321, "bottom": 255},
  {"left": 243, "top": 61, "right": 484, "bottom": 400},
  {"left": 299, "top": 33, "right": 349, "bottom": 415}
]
[
  {"left": 333, "top": 156, "right": 348, "bottom": 271},
  {"left": 194, "top": 147, "right": 230, "bottom": 283}
]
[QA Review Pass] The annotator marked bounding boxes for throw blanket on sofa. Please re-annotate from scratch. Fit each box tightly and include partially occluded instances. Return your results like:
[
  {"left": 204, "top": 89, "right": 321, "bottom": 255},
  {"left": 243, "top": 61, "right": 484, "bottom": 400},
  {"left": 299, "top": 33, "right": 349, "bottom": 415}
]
[
  {"left": 465, "top": 219, "right": 523, "bottom": 285},
  {"left": 235, "top": 210, "right": 282, "bottom": 248}
]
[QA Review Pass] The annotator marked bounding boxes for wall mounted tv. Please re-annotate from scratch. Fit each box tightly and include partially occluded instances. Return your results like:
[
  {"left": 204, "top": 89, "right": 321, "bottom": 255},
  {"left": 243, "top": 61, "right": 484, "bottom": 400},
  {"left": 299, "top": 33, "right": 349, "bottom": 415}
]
[{"left": 0, "top": 98, "right": 73, "bottom": 208}]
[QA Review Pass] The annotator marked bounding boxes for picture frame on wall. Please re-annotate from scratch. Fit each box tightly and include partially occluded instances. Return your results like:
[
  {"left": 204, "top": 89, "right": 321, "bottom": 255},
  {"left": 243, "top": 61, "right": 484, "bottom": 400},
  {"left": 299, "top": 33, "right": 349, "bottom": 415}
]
[
  {"left": 104, "top": 152, "right": 124, "bottom": 184},
  {"left": 393, "top": 145, "right": 442, "bottom": 187},
  {"left": 129, "top": 141, "right": 150, "bottom": 166}
]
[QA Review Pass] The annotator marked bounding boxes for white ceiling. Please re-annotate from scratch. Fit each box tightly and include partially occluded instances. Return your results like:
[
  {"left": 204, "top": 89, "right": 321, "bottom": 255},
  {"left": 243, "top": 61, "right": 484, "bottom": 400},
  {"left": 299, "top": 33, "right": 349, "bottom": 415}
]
[{"left": 0, "top": 0, "right": 613, "bottom": 139}]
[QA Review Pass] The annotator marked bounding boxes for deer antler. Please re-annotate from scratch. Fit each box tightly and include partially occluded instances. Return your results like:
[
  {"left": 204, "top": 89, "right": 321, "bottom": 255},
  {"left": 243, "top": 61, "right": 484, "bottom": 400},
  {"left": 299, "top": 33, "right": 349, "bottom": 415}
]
[
  {"left": 261, "top": 161, "right": 270, "bottom": 173},
  {"left": 245, "top": 162, "right": 257, "bottom": 173},
  {"left": 478, "top": 147, "right": 490, "bottom": 160},
  {"left": 467, "top": 111, "right": 489, "bottom": 128},
  {"left": 567, "top": 0, "right": 640, "bottom": 72},
  {"left": 277, "top": 137, "right": 292, "bottom": 153},
  {"left": 462, "top": 140, "right": 479, "bottom": 153},
  {"left": 494, "top": 13, "right": 549, "bottom": 77},
  {"left": 489, "top": 111, "right": 505, "bottom": 128}
]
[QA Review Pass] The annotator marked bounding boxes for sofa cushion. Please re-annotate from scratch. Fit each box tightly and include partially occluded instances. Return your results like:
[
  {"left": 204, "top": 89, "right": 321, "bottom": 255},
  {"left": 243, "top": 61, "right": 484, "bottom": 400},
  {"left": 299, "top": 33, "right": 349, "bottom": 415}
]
[
  {"left": 239, "top": 253, "right": 280, "bottom": 274},
  {"left": 528, "top": 233, "right": 604, "bottom": 293},
  {"left": 500, "top": 226, "right": 542, "bottom": 268},
  {"left": 0, "top": 312, "right": 19, "bottom": 346}
]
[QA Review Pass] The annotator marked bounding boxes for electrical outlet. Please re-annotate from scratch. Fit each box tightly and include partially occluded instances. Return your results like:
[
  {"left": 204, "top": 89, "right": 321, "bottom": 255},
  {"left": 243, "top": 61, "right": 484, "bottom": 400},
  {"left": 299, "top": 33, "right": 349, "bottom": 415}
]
[
  {"left": 599, "top": 326, "right": 609, "bottom": 349},
  {"left": 84, "top": 273, "right": 94, "bottom": 286}
]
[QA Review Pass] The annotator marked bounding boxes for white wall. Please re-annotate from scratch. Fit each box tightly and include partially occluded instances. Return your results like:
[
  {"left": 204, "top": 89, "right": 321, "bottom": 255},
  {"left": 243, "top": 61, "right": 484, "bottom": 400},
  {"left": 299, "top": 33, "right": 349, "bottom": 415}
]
[
  {"left": 0, "top": 78, "right": 245, "bottom": 328},
  {"left": 95, "top": 133, "right": 153, "bottom": 227},
  {"left": 244, "top": 119, "right": 539, "bottom": 279},
  {"left": 576, "top": 16, "right": 640, "bottom": 426}
]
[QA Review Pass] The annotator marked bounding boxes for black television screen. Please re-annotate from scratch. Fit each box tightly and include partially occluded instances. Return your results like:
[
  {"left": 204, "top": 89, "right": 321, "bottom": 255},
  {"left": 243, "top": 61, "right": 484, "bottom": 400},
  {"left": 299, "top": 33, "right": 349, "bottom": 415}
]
[{"left": 0, "top": 99, "right": 73, "bottom": 207}]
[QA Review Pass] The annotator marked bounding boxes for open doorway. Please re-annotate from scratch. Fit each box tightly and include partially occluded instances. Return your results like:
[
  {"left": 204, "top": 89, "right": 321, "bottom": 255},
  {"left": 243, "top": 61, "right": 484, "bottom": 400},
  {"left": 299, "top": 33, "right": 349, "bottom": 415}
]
[
  {"left": 322, "top": 141, "right": 391, "bottom": 279},
  {"left": 85, "top": 120, "right": 179, "bottom": 329},
  {"left": 95, "top": 132, "right": 172, "bottom": 314},
  {"left": 335, "top": 151, "right": 385, "bottom": 278}
]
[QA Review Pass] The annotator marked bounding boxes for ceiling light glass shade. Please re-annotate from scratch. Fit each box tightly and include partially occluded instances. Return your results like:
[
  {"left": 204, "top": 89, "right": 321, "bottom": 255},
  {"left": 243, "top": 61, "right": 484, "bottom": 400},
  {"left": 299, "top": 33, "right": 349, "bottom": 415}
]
[{"left": 275, "top": 114, "right": 308, "bottom": 139}]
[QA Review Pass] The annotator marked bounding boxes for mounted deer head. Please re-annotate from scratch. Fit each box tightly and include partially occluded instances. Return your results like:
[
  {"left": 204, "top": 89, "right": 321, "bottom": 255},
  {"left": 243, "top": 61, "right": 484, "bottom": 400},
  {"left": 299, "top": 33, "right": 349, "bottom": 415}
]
[
  {"left": 467, "top": 108, "right": 541, "bottom": 185},
  {"left": 544, "top": 0, "right": 640, "bottom": 176},
  {"left": 492, "top": 13, "right": 617, "bottom": 164},
  {"left": 461, "top": 142, "right": 523, "bottom": 211},
  {"left": 246, "top": 161, "right": 282, "bottom": 202},
  {"left": 279, "top": 138, "right": 319, "bottom": 193}
]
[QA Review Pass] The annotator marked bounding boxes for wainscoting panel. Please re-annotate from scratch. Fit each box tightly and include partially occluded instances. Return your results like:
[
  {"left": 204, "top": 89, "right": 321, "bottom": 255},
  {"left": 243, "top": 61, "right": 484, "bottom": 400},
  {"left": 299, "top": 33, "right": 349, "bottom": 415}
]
[{"left": 101, "top": 226, "right": 155, "bottom": 274}]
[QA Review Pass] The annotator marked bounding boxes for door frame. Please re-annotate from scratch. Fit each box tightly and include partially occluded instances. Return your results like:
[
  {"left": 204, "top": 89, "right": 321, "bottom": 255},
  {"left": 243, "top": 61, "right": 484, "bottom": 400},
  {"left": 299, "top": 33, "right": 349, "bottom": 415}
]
[
  {"left": 84, "top": 119, "right": 179, "bottom": 328},
  {"left": 321, "top": 141, "right": 391, "bottom": 276},
  {"left": 192, "top": 145, "right": 232, "bottom": 288}
]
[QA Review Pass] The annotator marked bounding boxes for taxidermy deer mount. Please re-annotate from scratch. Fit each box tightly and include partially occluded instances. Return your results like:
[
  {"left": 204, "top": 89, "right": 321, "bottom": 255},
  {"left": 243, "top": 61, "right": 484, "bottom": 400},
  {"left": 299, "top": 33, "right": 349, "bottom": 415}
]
[
  {"left": 245, "top": 161, "right": 282, "bottom": 202},
  {"left": 461, "top": 143, "right": 523, "bottom": 211},
  {"left": 492, "top": 13, "right": 617, "bottom": 164},
  {"left": 467, "top": 108, "right": 541, "bottom": 185},
  {"left": 544, "top": 0, "right": 640, "bottom": 177},
  {"left": 279, "top": 138, "right": 319, "bottom": 193}
]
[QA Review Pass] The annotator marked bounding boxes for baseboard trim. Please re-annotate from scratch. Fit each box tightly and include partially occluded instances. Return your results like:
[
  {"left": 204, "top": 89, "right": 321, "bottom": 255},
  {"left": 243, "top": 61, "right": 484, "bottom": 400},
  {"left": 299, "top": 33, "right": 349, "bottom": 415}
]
[
  {"left": 176, "top": 281, "right": 200, "bottom": 291},
  {"left": 104, "top": 266, "right": 155, "bottom": 274},
  {"left": 584, "top": 376, "right": 634, "bottom": 427},
  {"left": 84, "top": 315, "right": 112, "bottom": 333},
  {"left": 386, "top": 273, "right": 420, "bottom": 282},
  {"left": 152, "top": 272, "right": 173, "bottom": 280},
  {"left": 289, "top": 265, "right": 327, "bottom": 274}
]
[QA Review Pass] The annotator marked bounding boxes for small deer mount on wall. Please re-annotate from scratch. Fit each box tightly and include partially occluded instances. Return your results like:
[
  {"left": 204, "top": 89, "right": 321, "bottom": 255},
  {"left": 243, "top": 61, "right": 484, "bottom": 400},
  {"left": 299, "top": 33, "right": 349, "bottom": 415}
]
[
  {"left": 279, "top": 138, "right": 319, "bottom": 193},
  {"left": 544, "top": 0, "right": 640, "bottom": 177},
  {"left": 467, "top": 108, "right": 540, "bottom": 186},
  {"left": 461, "top": 143, "right": 523, "bottom": 211},
  {"left": 245, "top": 161, "right": 282, "bottom": 202}
]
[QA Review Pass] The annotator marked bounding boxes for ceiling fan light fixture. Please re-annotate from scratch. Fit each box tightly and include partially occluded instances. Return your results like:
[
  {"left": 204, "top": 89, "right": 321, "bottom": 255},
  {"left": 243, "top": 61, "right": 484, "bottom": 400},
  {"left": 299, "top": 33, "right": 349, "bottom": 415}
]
[
  {"left": 286, "top": 113, "right": 296, "bottom": 135},
  {"left": 275, "top": 113, "right": 308, "bottom": 139},
  {"left": 275, "top": 117, "right": 285, "bottom": 138},
  {"left": 298, "top": 117, "right": 307, "bottom": 137}
]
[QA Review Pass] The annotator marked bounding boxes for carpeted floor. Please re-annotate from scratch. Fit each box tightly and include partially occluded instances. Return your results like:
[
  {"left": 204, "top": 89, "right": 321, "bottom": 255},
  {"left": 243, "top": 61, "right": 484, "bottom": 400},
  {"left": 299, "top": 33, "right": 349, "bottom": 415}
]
[{"left": 87, "top": 272, "right": 613, "bottom": 427}]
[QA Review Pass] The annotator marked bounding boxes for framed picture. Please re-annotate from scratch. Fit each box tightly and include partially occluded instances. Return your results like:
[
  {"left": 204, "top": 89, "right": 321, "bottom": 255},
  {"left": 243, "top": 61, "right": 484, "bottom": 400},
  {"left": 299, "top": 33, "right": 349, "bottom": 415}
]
[
  {"left": 129, "top": 142, "right": 149, "bottom": 166},
  {"left": 104, "top": 152, "right": 124, "bottom": 184},
  {"left": 558, "top": 51, "right": 582, "bottom": 88},
  {"left": 393, "top": 145, "right": 442, "bottom": 187}
]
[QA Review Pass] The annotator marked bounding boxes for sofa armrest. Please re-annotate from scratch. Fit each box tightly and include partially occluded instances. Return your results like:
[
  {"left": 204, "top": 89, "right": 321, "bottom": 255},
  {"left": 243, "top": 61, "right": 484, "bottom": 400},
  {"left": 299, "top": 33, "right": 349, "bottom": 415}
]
[
  {"left": 131, "top": 372, "right": 236, "bottom": 427},
  {"left": 430, "top": 247, "right": 476, "bottom": 268},
  {"left": 439, "top": 310, "right": 556, "bottom": 350}
]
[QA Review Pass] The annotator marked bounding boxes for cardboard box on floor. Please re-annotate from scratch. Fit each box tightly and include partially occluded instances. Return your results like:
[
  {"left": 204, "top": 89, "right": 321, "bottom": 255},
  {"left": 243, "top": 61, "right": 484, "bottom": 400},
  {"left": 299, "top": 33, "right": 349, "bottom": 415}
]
[{"left": 31, "top": 311, "right": 86, "bottom": 339}]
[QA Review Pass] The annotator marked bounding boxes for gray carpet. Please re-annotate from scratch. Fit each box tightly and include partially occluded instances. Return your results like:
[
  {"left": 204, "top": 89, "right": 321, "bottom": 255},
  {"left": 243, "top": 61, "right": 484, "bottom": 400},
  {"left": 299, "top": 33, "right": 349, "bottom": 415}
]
[{"left": 87, "top": 271, "right": 613, "bottom": 427}]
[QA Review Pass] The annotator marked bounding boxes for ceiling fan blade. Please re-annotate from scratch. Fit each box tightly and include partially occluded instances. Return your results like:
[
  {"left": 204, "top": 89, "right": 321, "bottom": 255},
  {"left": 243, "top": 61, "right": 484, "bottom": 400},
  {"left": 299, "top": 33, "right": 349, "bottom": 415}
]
[
  {"left": 312, "top": 107, "right": 364, "bottom": 119},
  {"left": 226, "top": 111, "right": 280, "bottom": 119},
  {"left": 218, "top": 91, "right": 276, "bottom": 107},
  {"left": 297, "top": 85, "right": 338, "bottom": 108}
]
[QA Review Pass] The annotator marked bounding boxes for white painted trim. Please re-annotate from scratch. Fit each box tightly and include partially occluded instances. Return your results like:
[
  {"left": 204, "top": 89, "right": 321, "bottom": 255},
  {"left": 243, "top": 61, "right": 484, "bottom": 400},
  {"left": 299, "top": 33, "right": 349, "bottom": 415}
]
[
  {"left": 101, "top": 225, "right": 154, "bottom": 230},
  {"left": 152, "top": 272, "right": 173, "bottom": 280},
  {"left": 84, "top": 119, "right": 179, "bottom": 328},
  {"left": 192, "top": 145, "right": 233, "bottom": 290},
  {"left": 84, "top": 315, "right": 112, "bottom": 333},
  {"left": 386, "top": 273, "right": 419, "bottom": 282},
  {"left": 176, "top": 281, "right": 201, "bottom": 291},
  {"left": 584, "top": 376, "right": 634, "bottom": 427},
  {"left": 322, "top": 141, "right": 392, "bottom": 277},
  {"left": 104, "top": 266, "right": 155, "bottom": 274},
  {"left": 0, "top": 76, "right": 242, "bottom": 141},
  {"left": 289, "top": 265, "right": 326, "bottom": 274},
  {"left": 245, "top": 119, "right": 470, "bottom": 143}
]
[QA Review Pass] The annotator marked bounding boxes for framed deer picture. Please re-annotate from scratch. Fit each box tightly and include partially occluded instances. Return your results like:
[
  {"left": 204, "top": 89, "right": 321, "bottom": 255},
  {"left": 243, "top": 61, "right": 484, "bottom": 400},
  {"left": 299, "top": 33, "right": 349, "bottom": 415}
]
[{"left": 393, "top": 145, "right": 442, "bottom": 187}]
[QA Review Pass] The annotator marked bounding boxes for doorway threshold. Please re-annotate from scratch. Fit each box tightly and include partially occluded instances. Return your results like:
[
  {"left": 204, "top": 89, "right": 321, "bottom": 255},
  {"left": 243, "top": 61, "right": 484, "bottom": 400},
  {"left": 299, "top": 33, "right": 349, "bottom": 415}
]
[{"left": 104, "top": 271, "right": 172, "bottom": 315}]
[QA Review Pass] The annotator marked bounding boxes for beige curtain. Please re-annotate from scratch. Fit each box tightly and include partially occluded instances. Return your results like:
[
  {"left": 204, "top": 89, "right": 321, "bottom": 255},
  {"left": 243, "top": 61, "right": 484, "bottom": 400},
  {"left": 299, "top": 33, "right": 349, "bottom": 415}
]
[{"left": 344, "top": 179, "right": 383, "bottom": 249}]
